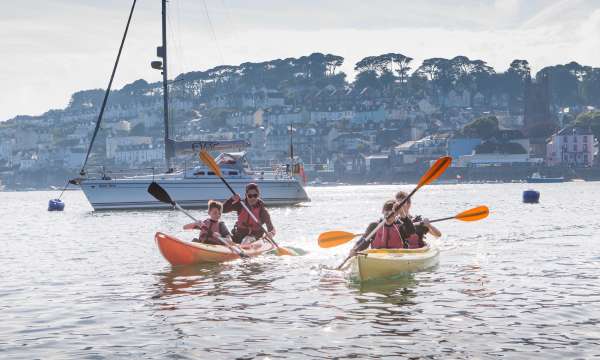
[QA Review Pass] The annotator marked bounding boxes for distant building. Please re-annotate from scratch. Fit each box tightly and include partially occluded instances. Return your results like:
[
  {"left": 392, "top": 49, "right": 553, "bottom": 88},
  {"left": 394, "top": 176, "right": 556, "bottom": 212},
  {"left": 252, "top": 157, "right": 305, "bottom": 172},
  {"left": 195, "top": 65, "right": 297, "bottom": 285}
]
[
  {"left": 115, "top": 143, "right": 163, "bottom": 166},
  {"left": 546, "top": 126, "right": 595, "bottom": 167},
  {"left": 457, "top": 153, "right": 542, "bottom": 167},
  {"left": 447, "top": 138, "right": 482, "bottom": 159},
  {"left": 106, "top": 136, "right": 153, "bottom": 159}
]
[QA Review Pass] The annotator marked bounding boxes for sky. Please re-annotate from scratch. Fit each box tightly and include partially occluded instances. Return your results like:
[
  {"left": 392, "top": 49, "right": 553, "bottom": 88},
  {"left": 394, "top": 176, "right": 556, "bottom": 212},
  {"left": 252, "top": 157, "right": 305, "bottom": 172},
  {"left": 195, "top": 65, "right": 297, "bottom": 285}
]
[{"left": 2, "top": 0, "right": 600, "bottom": 122}]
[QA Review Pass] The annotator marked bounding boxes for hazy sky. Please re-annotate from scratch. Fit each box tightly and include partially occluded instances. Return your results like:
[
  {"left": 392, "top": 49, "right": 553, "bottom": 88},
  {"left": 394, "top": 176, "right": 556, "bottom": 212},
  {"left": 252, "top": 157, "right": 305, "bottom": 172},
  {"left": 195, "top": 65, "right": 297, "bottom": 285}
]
[{"left": 2, "top": 0, "right": 600, "bottom": 121}]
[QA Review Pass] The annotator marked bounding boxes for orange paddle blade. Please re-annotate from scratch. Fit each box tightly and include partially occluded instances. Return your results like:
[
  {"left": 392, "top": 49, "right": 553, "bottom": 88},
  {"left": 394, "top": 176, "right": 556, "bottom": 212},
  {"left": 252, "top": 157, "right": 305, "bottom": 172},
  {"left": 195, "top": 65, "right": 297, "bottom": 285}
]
[
  {"left": 199, "top": 150, "right": 223, "bottom": 178},
  {"left": 276, "top": 246, "right": 296, "bottom": 256},
  {"left": 455, "top": 206, "right": 489, "bottom": 222},
  {"left": 416, "top": 156, "right": 452, "bottom": 189},
  {"left": 318, "top": 231, "right": 362, "bottom": 248}
]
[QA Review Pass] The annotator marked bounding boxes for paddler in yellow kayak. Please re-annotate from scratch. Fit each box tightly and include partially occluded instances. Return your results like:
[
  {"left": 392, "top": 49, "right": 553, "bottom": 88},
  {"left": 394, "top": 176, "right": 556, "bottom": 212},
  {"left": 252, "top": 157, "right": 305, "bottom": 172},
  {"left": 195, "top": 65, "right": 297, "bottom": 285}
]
[
  {"left": 223, "top": 183, "right": 276, "bottom": 244},
  {"left": 190, "top": 200, "right": 236, "bottom": 246},
  {"left": 349, "top": 194, "right": 441, "bottom": 256}
]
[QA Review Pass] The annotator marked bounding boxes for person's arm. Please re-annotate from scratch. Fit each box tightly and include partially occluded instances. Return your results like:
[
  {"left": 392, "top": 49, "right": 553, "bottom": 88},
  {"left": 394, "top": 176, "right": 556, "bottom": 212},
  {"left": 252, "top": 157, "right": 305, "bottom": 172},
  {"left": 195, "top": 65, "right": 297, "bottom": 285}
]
[
  {"left": 223, "top": 195, "right": 241, "bottom": 213},
  {"left": 351, "top": 222, "right": 378, "bottom": 254},
  {"left": 421, "top": 218, "right": 441, "bottom": 238},
  {"left": 261, "top": 207, "right": 275, "bottom": 235}
]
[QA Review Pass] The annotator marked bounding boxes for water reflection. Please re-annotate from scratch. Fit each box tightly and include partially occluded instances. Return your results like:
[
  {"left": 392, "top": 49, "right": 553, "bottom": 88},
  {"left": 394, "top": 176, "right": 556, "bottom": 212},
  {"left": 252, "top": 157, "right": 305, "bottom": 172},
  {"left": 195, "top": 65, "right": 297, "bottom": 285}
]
[{"left": 153, "top": 260, "right": 273, "bottom": 304}]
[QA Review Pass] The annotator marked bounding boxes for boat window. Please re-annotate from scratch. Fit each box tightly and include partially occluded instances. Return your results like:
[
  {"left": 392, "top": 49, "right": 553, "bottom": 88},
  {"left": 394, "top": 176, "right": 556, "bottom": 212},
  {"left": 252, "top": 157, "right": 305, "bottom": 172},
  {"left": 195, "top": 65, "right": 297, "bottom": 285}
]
[
  {"left": 228, "top": 171, "right": 238, "bottom": 175},
  {"left": 208, "top": 171, "right": 215, "bottom": 175},
  {"left": 194, "top": 171, "right": 205, "bottom": 175}
]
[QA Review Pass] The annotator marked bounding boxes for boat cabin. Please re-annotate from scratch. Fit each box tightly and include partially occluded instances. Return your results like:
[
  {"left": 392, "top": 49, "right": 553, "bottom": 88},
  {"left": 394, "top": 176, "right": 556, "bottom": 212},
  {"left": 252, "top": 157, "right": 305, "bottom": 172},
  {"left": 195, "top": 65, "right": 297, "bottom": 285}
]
[{"left": 185, "top": 152, "right": 252, "bottom": 178}]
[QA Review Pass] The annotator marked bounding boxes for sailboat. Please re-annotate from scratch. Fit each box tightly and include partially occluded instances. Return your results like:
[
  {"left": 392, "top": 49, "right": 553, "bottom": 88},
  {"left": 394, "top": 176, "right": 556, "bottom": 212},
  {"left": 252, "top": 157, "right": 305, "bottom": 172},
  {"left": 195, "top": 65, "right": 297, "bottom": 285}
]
[{"left": 72, "top": 1, "right": 309, "bottom": 210}]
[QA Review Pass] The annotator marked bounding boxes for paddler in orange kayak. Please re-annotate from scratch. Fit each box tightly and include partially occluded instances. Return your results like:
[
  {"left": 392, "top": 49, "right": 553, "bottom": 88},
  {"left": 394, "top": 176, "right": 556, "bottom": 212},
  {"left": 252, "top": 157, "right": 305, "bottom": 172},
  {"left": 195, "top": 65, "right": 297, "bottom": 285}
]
[
  {"left": 223, "top": 183, "right": 276, "bottom": 244},
  {"left": 190, "top": 200, "right": 235, "bottom": 246}
]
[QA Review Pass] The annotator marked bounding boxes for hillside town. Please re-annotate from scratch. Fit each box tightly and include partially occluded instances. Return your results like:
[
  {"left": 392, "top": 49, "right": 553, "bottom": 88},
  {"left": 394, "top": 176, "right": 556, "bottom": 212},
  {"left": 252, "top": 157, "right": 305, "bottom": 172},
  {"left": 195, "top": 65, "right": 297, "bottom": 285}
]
[{"left": 1, "top": 53, "right": 599, "bottom": 189}]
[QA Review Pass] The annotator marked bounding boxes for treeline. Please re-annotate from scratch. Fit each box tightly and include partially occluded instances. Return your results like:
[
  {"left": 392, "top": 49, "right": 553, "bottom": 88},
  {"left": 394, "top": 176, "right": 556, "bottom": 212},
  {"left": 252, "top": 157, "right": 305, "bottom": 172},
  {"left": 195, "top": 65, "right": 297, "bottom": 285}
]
[{"left": 66, "top": 52, "right": 600, "bottom": 111}]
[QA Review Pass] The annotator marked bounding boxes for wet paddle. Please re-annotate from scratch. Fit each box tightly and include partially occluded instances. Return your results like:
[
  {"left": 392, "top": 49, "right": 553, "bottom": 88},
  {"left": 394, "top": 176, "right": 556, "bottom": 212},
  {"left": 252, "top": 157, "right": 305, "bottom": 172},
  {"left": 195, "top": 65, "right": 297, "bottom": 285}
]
[
  {"left": 336, "top": 156, "right": 452, "bottom": 270},
  {"left": 427, "top": 205, "right": 489, "bottom": 223},
  {"left": 318, "top": 231, "right": 363, "bottom": 248},
  {"left": 199, "top": 150, "right": 295, "bottom": 256},
  {"left": 147, "top": 182, "right": 248, "bottom": 258},
  {"left": 319, "top": 205, "right": 488, "bottom": 248}
]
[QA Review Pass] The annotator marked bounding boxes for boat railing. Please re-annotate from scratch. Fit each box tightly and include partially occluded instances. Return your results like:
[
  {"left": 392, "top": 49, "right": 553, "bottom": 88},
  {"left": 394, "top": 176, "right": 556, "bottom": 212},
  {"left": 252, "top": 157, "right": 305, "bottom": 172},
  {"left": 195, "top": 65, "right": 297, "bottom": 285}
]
[{"left": 83, "top": 165, "right": 173, "bottom": 181}]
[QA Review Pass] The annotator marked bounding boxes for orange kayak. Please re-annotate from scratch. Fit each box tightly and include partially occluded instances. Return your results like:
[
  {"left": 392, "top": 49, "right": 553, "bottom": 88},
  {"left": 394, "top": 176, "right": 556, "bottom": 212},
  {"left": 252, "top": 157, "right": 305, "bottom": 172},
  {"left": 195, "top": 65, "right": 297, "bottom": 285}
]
[{"left": 155, "top": 232, "right": 275, "bottom": 266}]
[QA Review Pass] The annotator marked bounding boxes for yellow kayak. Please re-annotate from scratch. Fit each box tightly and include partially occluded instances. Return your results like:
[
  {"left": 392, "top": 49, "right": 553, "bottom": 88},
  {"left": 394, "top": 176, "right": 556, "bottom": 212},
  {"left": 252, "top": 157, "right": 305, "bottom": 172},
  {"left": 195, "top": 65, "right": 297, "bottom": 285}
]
[{"left": 346, "top": 245, "right": 440, "bottom": 282}]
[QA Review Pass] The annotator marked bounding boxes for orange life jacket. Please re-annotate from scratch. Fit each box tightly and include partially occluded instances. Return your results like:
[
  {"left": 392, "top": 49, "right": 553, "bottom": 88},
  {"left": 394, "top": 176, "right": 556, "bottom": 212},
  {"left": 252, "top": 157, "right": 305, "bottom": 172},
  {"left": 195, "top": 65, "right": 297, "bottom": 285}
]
[
  {"left": 236, "top": 201, "right": 263, "bottom": 233},
  {"left": 372, "top": 223, "right": 404, "bottom": 249}
]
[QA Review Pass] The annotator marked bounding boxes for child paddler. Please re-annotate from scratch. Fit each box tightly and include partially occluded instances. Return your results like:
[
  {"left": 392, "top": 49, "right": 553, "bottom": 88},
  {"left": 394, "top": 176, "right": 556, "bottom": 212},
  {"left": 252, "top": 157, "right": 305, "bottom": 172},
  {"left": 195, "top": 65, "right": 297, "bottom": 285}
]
[
  {"left": 349, "top": 200, "right": 401, "bottom": 257},
  {"left": 223, "top": 183, "right": 276, "bottom": 244},
  {"left": 191, "top": 200, "right": 235, "bottom": 246}
]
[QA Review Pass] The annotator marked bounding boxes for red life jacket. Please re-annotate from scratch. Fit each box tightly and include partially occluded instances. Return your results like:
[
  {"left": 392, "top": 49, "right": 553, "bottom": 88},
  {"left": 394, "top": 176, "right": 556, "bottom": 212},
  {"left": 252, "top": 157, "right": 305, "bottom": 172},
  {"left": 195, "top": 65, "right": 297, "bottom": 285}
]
[
  {"left": 236, "top": 201, "right": 263, "bottom": 233},
  {"left": 199, "top": 219, "right": 221, "bottom": 244},
  {"left": 372, "top": 223, "right": 404, "bottom": 249}
]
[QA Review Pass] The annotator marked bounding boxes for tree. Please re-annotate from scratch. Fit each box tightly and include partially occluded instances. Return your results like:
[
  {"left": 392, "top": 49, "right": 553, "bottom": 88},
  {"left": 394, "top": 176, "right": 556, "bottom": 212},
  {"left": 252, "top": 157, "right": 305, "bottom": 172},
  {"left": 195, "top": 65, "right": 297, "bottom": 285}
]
[
  {"left": 573, "top": 110, "right": 600, "bottom": 141},
  {"left": 581, "top": 68, "right": 600, "bottom": 106},
  {"left": 536, "top": 63, "right": 582, "bottom": 106},
  {"left": 461, "top": 115, "right": 499, "bottom": 139},
  {"left": 354, "top": 70, "right": 380, "bottom": 90}
]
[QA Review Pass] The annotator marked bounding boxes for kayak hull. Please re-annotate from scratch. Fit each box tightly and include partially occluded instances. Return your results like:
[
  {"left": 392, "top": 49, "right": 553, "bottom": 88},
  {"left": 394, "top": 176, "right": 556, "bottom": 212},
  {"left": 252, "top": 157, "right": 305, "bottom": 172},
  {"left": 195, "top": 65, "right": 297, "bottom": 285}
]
[
  {"left": 347, "top": 245, "right": 440, "bottom": 282},
  {"left": 155, "top": 232, "right": 274, "bottom": 266}
]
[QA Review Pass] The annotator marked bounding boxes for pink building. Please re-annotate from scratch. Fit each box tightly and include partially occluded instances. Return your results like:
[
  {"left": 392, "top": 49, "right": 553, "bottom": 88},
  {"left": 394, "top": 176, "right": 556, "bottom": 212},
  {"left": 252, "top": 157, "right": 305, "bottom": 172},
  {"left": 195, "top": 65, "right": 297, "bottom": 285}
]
[{"left": 546, "top": 126, "right": 595, "bottom": 166}]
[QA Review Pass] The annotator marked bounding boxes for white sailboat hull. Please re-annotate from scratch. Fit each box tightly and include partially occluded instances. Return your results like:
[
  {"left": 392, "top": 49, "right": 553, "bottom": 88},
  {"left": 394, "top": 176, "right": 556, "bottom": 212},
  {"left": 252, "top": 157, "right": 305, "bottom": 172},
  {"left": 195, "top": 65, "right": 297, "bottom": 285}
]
[{"left": 80, "top": 177, "right": 310, "bottom": 210}]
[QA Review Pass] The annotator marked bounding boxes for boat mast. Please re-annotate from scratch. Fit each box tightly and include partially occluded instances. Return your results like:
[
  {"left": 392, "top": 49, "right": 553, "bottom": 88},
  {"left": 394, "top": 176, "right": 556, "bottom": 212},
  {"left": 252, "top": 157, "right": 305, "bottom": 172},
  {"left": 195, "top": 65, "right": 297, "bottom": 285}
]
[{"left": 159, "top": 0, "right": 173, "bottom": 171}]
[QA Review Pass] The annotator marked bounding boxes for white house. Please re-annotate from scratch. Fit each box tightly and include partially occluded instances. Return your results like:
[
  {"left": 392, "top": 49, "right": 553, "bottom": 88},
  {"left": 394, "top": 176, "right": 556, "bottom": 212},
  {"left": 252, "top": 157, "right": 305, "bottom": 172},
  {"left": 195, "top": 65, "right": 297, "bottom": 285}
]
[
  {"left": 114, "top": 144, "right": 163, "bottom": 166},
  {"left": 546, "top": 126, "right": 595, "bottom": 167},
  {"left": 106, "top": 136, "right": 153, "bottom": 159}
]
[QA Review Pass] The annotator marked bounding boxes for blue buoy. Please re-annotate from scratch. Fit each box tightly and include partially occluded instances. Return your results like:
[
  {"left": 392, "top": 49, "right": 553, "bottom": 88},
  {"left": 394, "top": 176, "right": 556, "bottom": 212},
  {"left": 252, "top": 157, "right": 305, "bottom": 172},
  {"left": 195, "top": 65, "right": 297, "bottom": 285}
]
[
  {"left": 48, "top": 198, "right": 65, "bottom": 211},
  {"left": 523, "top": 189, "right": 540, "bottom": 204}
]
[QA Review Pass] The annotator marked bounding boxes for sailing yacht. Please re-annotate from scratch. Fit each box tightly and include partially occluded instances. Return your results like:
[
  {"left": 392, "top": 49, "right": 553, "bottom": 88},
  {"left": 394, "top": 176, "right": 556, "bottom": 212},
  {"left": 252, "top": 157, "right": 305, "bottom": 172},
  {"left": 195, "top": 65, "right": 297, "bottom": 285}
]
[{"left": 73, "top": 1, "right": 309, "bottom": 210}]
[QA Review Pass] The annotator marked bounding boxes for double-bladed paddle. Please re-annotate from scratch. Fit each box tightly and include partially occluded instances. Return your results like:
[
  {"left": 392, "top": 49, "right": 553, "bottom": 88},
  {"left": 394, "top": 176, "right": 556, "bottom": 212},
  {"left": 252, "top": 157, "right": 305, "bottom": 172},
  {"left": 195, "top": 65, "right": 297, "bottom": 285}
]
[
  {"left": 199, "top": 150, "right": 296, "bottom": 256},
  {"left": 318, "top": 205, "right": 489, "bottom": 248},
  {"left": 147, "top": 181, "right": 248, "bottom": 258},
  {"left": 335, "top": 156, "right": 452, "bottom": 269}
]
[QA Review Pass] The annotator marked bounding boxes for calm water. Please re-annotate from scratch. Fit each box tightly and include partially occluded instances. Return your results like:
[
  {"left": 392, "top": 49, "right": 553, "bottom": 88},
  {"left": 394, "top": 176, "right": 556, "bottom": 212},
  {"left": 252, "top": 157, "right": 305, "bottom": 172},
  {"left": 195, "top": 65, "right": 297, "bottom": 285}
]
[{"left": 1, "top": 183, "right": 599, "bottom": 359}]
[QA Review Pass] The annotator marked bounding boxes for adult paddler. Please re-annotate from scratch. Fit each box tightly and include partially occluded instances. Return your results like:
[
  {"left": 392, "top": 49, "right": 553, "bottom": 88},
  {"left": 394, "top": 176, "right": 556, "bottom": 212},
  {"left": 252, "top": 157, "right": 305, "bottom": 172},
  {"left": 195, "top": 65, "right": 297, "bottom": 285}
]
[{"left": 223, "top": 183, "right": 276, "bottom": 244}]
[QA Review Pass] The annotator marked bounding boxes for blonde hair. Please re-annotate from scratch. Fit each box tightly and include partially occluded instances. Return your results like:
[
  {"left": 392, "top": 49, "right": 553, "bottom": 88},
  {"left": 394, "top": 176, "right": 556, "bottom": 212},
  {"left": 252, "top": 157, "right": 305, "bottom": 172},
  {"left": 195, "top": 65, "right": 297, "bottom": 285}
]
[
  {"left": 382, "top": 199, "right": 396, "bottom": 212},
  {"left": 395, "top": 191, "right": 410, "bottom": 204}
]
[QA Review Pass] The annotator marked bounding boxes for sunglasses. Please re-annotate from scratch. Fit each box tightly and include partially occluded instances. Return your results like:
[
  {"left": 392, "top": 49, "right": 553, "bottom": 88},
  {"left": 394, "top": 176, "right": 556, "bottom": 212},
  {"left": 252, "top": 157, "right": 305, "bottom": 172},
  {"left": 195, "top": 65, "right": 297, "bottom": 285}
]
[{"left": 247, "top": 193, "right": 259, "bottom": 199}]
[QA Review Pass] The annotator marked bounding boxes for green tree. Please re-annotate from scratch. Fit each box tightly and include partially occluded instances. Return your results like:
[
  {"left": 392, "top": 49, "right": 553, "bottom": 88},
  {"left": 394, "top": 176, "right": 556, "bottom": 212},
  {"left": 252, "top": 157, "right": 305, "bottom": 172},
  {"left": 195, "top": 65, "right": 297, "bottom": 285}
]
[
  {"left": 461, "top": 115, "right": 499, "bottom": 139},
  {"left": 573, "top": 110, "right": 600, "bottom": 141}
]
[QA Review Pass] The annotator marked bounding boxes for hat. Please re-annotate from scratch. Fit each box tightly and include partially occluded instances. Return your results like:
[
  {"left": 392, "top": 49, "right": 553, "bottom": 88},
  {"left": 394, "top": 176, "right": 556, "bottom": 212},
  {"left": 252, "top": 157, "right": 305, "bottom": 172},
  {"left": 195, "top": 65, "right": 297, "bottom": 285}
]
[{"left": 245, "top": 183, "right": 259, "bottom": 193}]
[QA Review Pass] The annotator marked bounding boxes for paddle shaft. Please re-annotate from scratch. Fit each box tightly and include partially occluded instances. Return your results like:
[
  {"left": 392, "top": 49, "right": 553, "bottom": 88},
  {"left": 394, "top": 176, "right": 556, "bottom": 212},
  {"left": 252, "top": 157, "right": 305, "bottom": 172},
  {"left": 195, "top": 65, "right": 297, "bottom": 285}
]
[{"left": 217, "top": 176, "right": 283, "bottom": 250}]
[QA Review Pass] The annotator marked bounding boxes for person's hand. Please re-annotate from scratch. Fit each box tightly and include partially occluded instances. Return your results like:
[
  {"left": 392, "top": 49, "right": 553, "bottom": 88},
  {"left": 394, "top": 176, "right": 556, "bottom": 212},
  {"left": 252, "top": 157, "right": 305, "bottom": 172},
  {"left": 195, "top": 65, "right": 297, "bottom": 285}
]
[
  {"left": 349, "top": 248, "right": 357, "bottom": 258},
  {"left": 267, "top": 229, "right": 276, "bottom": 238},
  {"left": 421, "top": 218, "right": 430, "bottom": 226},
  {"left": 232, "top": 194, "right": 241, "bottom": 203}
]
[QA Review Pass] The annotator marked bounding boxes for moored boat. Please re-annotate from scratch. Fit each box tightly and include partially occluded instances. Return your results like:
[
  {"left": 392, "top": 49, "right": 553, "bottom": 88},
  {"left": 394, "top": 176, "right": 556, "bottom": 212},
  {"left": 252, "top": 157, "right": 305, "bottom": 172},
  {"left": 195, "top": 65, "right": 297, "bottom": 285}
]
[
  {"left": 345, "top": 245, "right": 440, "bottom": 282},
  {"left": 155, "top": 232, "right": 275, "bottom": 266},
  {"left": 526, "top": 172, "right": 565, "bottom": 183}
]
